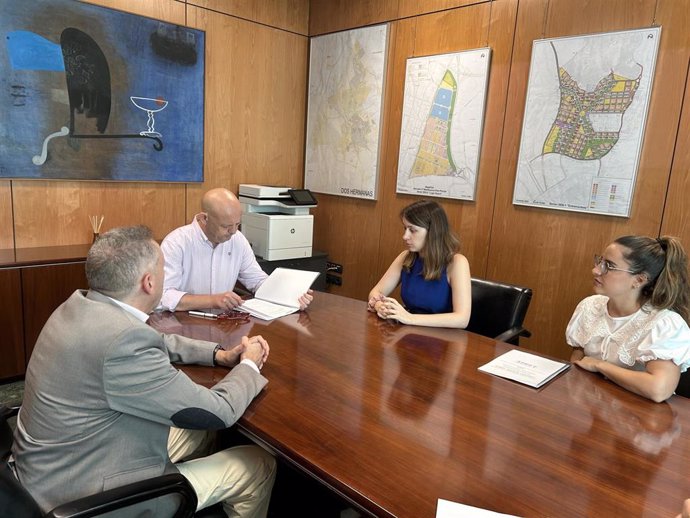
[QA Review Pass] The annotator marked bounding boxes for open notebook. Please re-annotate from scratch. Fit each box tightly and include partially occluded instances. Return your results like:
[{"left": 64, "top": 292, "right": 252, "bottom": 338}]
[{"left": 239, "top": 267, "right": 320, "bottom": 321}]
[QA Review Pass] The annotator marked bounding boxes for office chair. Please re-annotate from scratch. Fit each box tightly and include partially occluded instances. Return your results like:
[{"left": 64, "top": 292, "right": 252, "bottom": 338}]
[
  {"left": 0, "top": 405, "right": 198, "bottom": 518},
  {"left": 676, "top": 371, "right": 690, "bottom": 398},
  {"left": 466, "top": 277, "right": 533, "bottom": 345}
]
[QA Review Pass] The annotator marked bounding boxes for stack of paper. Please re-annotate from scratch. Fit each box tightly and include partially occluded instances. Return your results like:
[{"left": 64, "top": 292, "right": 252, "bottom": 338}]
[
  {"left": 436, "top": 499, "right": 520, "bottom": 517},
  {"left": 478, "top": 349, "right": 569, "bottom": 388},
  {"left": 239, "top": 267, "right": 320, "bottom": 321}
]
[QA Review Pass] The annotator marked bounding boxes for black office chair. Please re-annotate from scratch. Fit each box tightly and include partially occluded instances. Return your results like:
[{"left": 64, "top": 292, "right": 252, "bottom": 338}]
[
  {"left": 466, "top": 277, "right": 533, "bottom": 345},
  {"left": 676, "top": 371, "right": 690, "bottom": 398},
  {"left": 0, "top": 405, "right": 198, "bottom": 518}
]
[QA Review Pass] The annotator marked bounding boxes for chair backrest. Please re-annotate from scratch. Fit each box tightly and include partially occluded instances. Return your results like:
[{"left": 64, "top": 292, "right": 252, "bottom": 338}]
[
  {"left": 0, "top": 406, "right": 43, "bottom": 518},
  {"left": 1, "top": 405, "right": 197, "bottom": 518},
  {"left": 466, "top": 277, "right": 533, "bottom": 345},
  {"left": 676, "top": 371, "right": 690, "bottom": 398}
]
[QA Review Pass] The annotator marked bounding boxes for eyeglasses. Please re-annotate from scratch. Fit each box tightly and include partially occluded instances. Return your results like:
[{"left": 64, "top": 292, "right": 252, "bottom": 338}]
[
  {"left": 217, "top": 309, "right": 251, "bottom": 324},
  {"left": 593, "top": 255, "right": 635, "bottom": 275}
]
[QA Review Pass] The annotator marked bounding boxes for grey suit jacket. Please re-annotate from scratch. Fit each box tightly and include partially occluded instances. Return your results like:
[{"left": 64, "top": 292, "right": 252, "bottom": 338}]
[{"left": 13, "top": 289, "right": 268, "bottom": 513}]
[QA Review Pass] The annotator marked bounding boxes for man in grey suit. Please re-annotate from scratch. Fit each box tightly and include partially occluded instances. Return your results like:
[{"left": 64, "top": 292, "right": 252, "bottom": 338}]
[{"left": 12, "top": 225, "right": 276, "bottom": 517}]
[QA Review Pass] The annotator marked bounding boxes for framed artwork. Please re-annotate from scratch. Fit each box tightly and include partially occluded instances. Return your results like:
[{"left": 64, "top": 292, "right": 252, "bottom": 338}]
[
  {"left": 304, "top": 24, "right": 388, "bottom": 200},
  {"left": 396, "top": 48, "right": 491, "bottom": 201},
  {"left": 0, "top": 0, "right": 205, "bottom": 182},
  {"left": 513, "top": 27, "right": 661, "bottom": 217}
]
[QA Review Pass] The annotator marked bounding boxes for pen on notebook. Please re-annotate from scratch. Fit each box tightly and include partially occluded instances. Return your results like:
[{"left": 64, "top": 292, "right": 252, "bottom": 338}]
[{"left": 188, "top": 311, "right": 218, "bottom": 319}]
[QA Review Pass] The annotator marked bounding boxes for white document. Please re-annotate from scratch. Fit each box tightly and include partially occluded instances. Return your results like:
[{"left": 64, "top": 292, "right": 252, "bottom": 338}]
[
  {"left": 239, "top": 267, "right": 320, "bottom": 321},
  {"left": 478, "top": 349, "right": 569, "bottom": 388},
  {"left": 436, "top": 499, "right": 520, "bottom": 518}
]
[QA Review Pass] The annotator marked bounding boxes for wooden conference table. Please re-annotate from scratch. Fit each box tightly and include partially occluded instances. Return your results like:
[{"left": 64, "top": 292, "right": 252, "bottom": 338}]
[{"left": 149, "top": 292, "right": 690, "bottom": 517}]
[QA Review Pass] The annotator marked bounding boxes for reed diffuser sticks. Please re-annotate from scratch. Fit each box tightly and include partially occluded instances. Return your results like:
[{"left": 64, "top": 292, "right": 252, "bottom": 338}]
[{"left": 89, "top": 215, "right": 104, "bottom": 242}]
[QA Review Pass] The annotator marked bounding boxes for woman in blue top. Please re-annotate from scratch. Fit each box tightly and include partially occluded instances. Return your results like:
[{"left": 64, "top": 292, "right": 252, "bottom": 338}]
[{"left": 367, "top": 200, "right": 471, "bottom": 328}]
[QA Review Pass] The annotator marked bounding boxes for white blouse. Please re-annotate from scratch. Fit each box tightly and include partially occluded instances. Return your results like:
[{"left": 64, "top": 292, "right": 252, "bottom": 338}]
[{"left": 566, "top": 295, "right": 690, "bottom": 372}]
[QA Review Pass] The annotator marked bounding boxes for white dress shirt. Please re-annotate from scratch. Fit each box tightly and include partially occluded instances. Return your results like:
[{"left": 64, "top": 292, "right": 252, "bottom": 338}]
[{"left": 160, "top": 215, "right": 267, "bottom": 311}]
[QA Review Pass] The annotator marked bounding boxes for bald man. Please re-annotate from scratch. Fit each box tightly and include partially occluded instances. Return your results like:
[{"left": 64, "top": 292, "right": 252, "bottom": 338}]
[{"left": 160, "top": 188, "right": 312, "bottom": 312}]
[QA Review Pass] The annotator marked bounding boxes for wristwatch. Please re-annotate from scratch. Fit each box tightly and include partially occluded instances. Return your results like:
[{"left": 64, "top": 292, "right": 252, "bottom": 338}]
[{"left": 212, "top": 344, "right": 221, "bottom": 366}]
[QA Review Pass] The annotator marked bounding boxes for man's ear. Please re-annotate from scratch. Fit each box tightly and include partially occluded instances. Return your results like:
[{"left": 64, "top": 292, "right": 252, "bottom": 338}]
[{"left": 142, "top": 272, "right": 154, "bottom": 295}]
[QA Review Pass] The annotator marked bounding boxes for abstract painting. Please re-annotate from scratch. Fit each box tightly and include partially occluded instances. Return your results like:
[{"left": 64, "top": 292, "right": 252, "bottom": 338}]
[{"left": 0, "top": 0, "right": 205, "bottom": 182}]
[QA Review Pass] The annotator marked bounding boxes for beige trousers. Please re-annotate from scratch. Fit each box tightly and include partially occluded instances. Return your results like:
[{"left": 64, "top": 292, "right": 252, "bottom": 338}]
[{"left": 168, "top": 428, "right": 276, "bottom": 518}]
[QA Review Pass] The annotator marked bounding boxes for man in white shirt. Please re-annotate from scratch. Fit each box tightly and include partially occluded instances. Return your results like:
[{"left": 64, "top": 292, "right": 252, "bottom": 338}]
[{"left": 160, "top": 188, "right": 313, "bottom": 312}]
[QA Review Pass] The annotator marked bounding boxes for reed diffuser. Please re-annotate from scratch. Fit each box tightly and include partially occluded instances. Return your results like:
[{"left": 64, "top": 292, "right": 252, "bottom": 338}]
[{"left": 89, "top": 215, "right": 104, "bottom": 242}]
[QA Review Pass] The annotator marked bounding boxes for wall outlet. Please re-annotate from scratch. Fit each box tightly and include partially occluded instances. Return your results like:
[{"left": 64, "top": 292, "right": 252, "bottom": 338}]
[
  {"left": 326, "top": 262, "right": 343, "bottom": 274},
  {"left": 326, "top": 273, "right": 342, "bottom": 286}
]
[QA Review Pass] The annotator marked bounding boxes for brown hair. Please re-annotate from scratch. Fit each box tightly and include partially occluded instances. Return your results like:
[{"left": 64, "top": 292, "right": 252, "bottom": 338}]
[
  {"left": 615, "top": 235, "right": 690, "bottom": 323},
  {"left": 401, "top": 200, "right": 459, "bottom": 280}
]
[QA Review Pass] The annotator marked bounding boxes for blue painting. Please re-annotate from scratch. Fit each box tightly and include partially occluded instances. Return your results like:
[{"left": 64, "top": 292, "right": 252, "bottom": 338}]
[{"left": 0, "top": 0, "right": 205, "bottom": 182}]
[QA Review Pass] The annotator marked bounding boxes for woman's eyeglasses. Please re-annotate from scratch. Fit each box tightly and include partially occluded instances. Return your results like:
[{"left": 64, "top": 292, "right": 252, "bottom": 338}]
[{"left": 593, "top": 255, "right": 635, "bottom": 275}]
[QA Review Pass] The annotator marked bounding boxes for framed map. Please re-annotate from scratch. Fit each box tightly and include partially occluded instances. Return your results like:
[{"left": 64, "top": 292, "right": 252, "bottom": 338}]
[
  {"left": 0, "top": 0, "right": 204, "bottom": 182},
  {"left": 304, "top": 24, "right": 388, "bottom": 200},
  {"left": 396, "top": 48, "right": 491, "bottom": 200},
  {"left": 513, "top": 27, "right": 661, "bottom": 217}
]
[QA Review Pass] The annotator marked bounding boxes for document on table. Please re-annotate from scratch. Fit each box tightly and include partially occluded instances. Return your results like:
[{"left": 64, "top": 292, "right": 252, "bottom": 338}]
[
  {"left": 478, "top": 349, "right": 570, "bottom": 388},
  {"left": 436, "top": 499, "right": 521, "bottom": 517},
  {"left": 239, "top": 267, "right": 320, "bottom": 321}
]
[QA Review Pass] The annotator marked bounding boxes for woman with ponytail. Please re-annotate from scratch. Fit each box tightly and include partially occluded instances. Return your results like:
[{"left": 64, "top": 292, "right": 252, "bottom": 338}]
[{"left": 567, "top": 235, "right": 690, "bottom": 402}]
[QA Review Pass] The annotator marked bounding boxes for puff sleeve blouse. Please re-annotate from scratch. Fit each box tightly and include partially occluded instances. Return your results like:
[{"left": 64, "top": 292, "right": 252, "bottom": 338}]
[{"left": 566, "top": 294, "right": 690, "bottom": 372}]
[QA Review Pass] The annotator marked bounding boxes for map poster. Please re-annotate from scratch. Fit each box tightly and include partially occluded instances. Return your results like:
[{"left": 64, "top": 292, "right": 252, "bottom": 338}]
[
  {"left": 304, "top": 24, "right": 388, "bottom": 200},
  {"left": 513, "top": 27, "right": 661, "bottom": 217},
  {"left": 396, "top": 48, "right": 491, "bottom": 201}
]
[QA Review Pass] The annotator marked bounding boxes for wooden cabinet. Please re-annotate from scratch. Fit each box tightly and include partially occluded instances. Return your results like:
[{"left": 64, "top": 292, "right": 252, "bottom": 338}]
[
  {"left": 22, "top": 263, "right": 88, "bottom": 361},
  {"left": 0, "top": 245, "right": 90, "bottom": 380},
  {"left": 0, "top": 269, "right": 25, "bottom": 379}
]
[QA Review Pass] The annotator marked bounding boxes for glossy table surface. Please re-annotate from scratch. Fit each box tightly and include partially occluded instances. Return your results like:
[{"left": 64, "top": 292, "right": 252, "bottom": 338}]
[{"left": 149, "top": 292, "right": 690, "bottom": 518}]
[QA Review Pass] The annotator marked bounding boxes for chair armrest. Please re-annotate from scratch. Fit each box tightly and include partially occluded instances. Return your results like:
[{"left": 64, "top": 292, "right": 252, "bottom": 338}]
[
  {"left": 494, "top": 326, "right": 532, "bottom": 344},
  {"left": 45, "top": 473, "right": 197, "bottom": 518}
]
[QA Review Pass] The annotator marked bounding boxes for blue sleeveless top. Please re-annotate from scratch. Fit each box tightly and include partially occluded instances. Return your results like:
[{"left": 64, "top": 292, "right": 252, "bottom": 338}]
[{"left": 400, "top": 257, "right": 452, "bottom": 314}]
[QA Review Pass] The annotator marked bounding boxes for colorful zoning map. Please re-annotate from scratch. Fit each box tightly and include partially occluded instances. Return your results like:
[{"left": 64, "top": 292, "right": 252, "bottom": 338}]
[
  {"left": 513, "top": 28, "right": 660, "bottom": 217},
  {"left": 409, "top": 70, "right": 458, "bottom": 178},
  {"left": 304, "top": 25, "right": 388, "bottom": 200},
  {"left": 397, "top": 49, "right": 491, "bottom": 200}
]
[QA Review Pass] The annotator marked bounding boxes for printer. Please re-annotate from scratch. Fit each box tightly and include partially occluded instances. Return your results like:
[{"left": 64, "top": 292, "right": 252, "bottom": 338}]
[{"left": 238, "top": 184, "right": 318, "bottom": 261}]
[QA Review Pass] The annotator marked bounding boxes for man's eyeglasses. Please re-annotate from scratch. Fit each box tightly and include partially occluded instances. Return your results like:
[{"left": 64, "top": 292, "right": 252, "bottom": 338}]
[
  {"left": 217, "top": 309, "right": 251, "bottom": 324},
  {"left": 593, "top": 255, "right": 635, "bottom": 275}
]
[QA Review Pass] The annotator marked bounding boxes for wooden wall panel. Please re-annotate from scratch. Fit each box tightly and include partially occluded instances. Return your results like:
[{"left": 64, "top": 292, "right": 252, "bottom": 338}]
[
  {"left": 185, "top": 5, "right": 308, "bottom": 221},
  {"left": 487, "top": 0, "right": 689, "bottom": 359},
  {"left": 309, "top": 0, "right": 399, "bottom": 36},
  {"left": 0, "top": 183, "right": 13, "bottom": 249},
  {"left": 12, "top": 182, "right": 185, "bottom": 246},
  {"left": 397, "top": 0, "right": 482, "bottom": 19},
  {"left": 659, "top": 5, "right": 690, "bottom": 244},
  {"left": 189, "top": 0, "right": 309, "bottom": 34}
]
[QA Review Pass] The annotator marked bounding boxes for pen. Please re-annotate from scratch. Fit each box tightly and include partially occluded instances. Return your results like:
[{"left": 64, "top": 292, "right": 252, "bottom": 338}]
[{"left": 188, "top": 311, "right": 218, "bottom": 319}]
